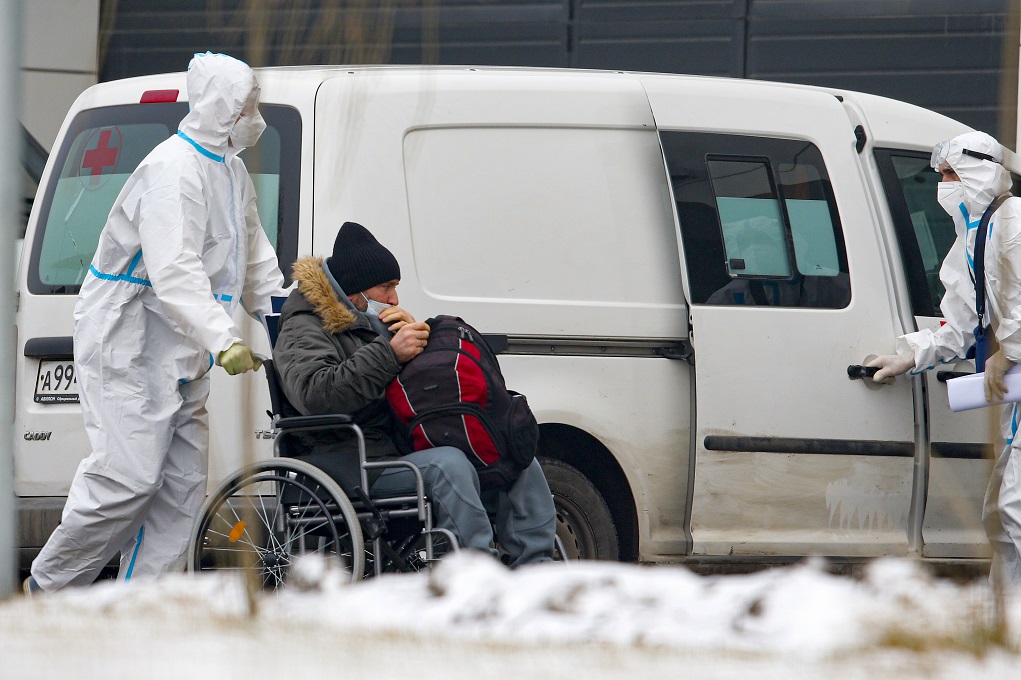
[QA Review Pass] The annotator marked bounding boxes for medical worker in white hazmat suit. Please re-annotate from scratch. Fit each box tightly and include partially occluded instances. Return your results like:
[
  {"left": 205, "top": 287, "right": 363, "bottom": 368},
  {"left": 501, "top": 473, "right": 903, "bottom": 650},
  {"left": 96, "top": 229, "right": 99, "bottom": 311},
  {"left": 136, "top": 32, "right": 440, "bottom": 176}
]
[
  {"left": 869, "top": 131, "right": 1021, "bottom": 587},
  {"left": 27, "top": 52, "right": 286, "bottom": 593}
]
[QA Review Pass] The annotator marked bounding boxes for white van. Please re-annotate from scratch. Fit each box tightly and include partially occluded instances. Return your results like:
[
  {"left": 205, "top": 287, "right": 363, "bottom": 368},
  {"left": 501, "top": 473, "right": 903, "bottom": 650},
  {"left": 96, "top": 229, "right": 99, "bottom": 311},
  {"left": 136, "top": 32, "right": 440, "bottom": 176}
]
[{"left": 16, "top": 66, "right": 990, "bottom": 569}]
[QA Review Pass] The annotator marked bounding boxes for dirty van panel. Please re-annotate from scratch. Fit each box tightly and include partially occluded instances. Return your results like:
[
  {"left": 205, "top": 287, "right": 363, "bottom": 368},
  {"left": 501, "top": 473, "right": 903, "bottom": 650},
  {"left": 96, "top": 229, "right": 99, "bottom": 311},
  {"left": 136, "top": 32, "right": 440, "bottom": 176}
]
[
  {"left": 16, "top": 102, "right": 302, "bottom": 499},
  {"left": 312, "top": 73, "right": 690, "bottom": 560},
  {"left": 647, "top": 75, "right": 916, "bottom": 557},
  {"left": 400, "top": 123, "right": 692, "bottom": 555},
  {"left": 876, "top": 149, "right": 991, "bottom": 559}
]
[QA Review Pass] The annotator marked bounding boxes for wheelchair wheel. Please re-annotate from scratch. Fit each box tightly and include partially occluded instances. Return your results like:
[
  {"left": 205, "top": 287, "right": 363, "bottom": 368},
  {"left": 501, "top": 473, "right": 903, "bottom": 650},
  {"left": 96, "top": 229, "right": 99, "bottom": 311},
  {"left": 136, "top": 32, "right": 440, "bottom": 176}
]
[{"left": 188, "top": 458, "right": 364, "bottom": 587}]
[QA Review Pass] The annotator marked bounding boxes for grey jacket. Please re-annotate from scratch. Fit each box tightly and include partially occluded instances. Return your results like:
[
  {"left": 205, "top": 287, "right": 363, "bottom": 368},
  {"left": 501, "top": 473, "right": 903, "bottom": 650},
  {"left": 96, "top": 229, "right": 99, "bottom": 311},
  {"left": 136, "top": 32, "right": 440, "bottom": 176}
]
[{"left": 273, "top": 256, "right": 410, "bottom": 489}]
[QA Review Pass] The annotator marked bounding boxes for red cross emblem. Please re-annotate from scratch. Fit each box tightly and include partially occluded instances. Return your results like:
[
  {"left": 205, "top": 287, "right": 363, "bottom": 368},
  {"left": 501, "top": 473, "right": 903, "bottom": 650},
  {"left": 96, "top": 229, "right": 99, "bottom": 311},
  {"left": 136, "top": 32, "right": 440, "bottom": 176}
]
[{"left": 80, "top": 127, "right": 122, "bottom": 189}]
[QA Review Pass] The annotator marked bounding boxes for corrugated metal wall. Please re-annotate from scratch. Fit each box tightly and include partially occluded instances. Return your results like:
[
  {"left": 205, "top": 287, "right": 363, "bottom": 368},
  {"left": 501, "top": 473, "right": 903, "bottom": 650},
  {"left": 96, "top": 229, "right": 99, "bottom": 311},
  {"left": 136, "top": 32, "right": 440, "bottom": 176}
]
[
  {"left": 99, "top": 0, "right": 1017, "bottom": 139},
  {"left": 571, "top": 1, "right": 747, "bottom": 77},
  {"left": 746, "top": 0, "right": 1015, "bottom": 144}
]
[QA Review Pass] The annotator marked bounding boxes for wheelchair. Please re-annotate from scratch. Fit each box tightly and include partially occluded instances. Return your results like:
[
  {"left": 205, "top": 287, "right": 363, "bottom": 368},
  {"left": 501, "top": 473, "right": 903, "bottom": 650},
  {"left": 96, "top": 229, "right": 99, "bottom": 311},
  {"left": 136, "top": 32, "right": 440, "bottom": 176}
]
[
  {"left": 187, "top": 304, "right": 565, "bottom": 589},
  {"left": 187, "top": 352, "right": 457, "bottom": 589}
]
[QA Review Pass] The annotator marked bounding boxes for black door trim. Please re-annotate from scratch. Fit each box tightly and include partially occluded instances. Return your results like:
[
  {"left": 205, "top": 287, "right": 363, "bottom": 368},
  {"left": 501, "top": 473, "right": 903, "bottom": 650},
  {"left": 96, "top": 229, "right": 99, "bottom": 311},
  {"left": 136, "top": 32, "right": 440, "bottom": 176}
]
[
  {"left": 930, "top": 442, "right": 989, "bottom": 460},
  {"left": 704, "top": 435, "right": 914, "bottom": 457},
  {"left": 498, "top": 335, "right": 692, "bottom": 360}
]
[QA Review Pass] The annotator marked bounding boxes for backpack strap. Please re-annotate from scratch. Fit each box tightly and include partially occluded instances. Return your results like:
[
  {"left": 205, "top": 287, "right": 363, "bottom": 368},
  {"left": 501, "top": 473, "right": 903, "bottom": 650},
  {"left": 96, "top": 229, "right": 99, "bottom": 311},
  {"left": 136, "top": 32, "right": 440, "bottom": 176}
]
[{"left": 972, "top": 194, "right": 1009, "bottom": 371}]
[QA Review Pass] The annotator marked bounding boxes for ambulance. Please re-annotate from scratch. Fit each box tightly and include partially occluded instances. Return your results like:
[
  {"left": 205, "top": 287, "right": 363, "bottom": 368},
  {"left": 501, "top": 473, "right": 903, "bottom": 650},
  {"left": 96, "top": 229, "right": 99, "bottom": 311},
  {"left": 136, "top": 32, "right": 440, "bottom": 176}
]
[{"left": 16, "top": 65, "right": 991, "bottom": 569}]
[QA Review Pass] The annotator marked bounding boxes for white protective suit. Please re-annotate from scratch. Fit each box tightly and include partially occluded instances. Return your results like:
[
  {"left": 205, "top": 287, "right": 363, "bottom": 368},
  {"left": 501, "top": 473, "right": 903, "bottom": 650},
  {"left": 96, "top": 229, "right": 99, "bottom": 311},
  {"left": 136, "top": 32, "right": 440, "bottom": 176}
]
[
  {"left": 30, "top": 52, "right": 285, "bottom": 590},
  {"left": 897, "top": 131, "right": 1021, "bottom": 587}
]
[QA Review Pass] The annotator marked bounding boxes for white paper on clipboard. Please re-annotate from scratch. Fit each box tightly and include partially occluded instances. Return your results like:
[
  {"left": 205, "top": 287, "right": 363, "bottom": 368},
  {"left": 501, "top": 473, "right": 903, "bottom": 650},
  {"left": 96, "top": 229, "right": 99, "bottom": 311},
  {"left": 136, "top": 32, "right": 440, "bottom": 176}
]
[{"left": 946, "top": 364, "right": 1021, "bottom": 412}]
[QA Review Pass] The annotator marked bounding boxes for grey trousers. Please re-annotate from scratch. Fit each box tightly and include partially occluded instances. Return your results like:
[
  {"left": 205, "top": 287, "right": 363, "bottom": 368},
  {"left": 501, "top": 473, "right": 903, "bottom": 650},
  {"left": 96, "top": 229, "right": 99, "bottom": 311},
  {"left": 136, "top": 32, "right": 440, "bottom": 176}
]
[{"left": 370, "top": 447, "right": 556, "bottom": 567}]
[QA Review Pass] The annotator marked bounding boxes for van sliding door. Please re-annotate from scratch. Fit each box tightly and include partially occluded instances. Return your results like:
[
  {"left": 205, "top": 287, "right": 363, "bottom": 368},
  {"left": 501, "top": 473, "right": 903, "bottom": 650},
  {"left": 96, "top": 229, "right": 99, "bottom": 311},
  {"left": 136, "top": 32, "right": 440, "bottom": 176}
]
[{"left": 645, "top": 77, "right": 916, "bottom": 558}]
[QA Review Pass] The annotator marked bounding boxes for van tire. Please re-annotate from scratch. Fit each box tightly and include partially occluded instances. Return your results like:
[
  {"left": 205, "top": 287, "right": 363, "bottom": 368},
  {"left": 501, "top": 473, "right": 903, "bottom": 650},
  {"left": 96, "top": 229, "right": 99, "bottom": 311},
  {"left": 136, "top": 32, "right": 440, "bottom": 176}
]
[{"left": 539, "top": 457, "right": 619, "bottom": 561}]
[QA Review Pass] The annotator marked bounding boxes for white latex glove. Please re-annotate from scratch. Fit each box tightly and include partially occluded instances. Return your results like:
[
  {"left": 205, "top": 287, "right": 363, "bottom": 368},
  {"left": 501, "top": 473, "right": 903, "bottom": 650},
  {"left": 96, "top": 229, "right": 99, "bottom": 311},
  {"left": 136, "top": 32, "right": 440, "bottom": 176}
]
[
  {"left": 867, "top": 353, "right": 915, "bottom": 383},
  {"left": 984, "top": 350, "right": 1015, "bottom": 402}
]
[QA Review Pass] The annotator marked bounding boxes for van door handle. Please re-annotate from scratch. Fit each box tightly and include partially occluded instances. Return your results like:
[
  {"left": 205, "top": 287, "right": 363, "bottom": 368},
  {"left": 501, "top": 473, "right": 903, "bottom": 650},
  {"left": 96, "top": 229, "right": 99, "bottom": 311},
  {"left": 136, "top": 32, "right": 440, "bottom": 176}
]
[
  {"left": 937, "top": 370, "right": 972, "bottom": 383},
  {"left": 847, "top": 365, "right": 879, "bottom": 380},
  {"left": 24, "top": 336, "right": 74, "bottom": 360}
]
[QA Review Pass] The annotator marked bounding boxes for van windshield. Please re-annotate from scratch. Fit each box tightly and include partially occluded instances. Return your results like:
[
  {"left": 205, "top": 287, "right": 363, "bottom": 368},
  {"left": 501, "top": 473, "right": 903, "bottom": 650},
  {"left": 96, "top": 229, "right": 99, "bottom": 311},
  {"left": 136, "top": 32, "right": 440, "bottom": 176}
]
[{"left": 27, "top": 102, "right": 300, "bottom": 294}]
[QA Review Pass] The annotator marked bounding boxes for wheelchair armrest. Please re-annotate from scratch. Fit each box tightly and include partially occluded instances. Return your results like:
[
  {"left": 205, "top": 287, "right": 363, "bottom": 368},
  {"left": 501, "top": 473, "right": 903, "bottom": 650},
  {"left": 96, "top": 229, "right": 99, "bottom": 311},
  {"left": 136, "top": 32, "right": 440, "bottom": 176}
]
[{"left": 275, "top": 413, "right": 353, "bottom": 430}]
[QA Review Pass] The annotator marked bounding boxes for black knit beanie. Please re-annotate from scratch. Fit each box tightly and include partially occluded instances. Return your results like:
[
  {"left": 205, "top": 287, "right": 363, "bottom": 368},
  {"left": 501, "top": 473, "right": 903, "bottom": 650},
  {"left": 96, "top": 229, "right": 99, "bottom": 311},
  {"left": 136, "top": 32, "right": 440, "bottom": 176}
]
[{"left": 326, "top": 222, "right": 401, "bottom": 294}]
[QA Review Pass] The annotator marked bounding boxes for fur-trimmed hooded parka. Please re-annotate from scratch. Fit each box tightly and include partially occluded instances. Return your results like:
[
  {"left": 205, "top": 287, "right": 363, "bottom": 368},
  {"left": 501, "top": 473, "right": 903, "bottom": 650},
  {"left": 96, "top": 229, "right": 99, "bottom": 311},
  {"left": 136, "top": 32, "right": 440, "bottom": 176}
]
[{"left": 272, "top": 256, "right": 410, "bottom": 489}]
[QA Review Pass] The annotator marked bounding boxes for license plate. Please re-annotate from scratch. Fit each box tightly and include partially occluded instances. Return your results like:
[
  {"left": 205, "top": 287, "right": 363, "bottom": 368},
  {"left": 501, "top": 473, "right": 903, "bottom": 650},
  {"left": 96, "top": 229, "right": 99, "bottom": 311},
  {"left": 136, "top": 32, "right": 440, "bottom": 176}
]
[{"left": 34, "top": 360, "right": 79, "bottom": 404}]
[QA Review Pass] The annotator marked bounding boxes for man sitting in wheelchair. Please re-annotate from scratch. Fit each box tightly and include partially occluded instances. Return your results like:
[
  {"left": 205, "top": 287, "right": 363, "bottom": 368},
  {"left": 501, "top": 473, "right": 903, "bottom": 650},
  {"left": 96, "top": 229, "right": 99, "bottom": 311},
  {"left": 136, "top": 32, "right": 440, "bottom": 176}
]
[{"left": 272, "top": 221, "right": 556, "bottom": 567}]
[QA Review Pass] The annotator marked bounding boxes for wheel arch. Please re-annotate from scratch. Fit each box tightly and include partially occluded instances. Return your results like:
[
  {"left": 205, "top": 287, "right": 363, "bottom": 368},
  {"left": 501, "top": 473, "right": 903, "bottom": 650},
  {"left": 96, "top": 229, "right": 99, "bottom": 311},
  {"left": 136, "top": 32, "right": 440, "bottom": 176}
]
[{"left": 537, "top": 423, "right": 640, "bottom": 562}]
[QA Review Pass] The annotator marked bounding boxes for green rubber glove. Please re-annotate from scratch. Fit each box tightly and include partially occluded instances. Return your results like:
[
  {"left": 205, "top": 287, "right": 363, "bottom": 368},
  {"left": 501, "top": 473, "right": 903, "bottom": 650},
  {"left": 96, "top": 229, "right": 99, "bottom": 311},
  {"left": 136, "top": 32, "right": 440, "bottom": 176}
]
[{"left": 218, "top": 342, "right": 257, "bottom": 375}]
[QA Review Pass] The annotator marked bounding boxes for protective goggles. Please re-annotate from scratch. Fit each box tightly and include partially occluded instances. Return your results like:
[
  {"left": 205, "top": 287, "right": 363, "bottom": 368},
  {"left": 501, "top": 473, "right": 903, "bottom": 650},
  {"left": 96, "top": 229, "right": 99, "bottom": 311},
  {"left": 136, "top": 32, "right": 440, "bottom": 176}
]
[{"left": 930, "top": 140, "right": 997, "bottom": 170}]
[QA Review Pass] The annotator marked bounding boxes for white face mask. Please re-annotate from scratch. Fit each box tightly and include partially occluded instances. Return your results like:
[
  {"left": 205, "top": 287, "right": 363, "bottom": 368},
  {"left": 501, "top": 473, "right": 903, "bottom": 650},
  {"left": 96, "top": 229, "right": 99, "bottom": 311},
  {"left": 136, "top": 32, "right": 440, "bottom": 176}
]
[
  {"left": 229, "top": 111, "right": 266, "bottom": 149},
  {"left": 937, "top": 181, "right": 965, "bottom": 218},
  {"left": 362, "top": 294, "right": 392, "bottom": 317}
]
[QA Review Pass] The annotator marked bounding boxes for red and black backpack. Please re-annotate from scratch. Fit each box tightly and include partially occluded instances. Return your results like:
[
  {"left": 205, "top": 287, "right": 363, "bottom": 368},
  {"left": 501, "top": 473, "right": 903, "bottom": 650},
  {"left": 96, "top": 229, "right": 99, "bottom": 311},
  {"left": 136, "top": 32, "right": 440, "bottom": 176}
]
[{"left": 385, "top": 315, "right": 539, "bottom": 489}]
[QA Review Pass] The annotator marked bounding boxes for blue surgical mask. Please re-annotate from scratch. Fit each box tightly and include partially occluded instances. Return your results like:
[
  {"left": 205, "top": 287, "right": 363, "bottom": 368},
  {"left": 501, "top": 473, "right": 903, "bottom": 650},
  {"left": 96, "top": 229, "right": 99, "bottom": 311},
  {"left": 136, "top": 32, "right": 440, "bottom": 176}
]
[{"left": 362, "top": 293, "right": 391, "bottom": 317}]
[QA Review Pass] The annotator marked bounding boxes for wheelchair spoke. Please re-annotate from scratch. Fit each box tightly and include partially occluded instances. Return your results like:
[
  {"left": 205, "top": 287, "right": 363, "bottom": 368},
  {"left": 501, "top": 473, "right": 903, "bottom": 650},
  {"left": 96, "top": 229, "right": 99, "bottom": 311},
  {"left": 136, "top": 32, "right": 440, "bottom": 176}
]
[
  {"left": 254, "top": 488, "right": 288, "bottom": 557},
  {"left": 210, "top": 497, "right": 276, "bottom": 556},
  {"left": 203, "top": 526, "right": 259, "bottom": 551},
  {"left": 192, "top": 461, "right": 365, "bottom": 584}
]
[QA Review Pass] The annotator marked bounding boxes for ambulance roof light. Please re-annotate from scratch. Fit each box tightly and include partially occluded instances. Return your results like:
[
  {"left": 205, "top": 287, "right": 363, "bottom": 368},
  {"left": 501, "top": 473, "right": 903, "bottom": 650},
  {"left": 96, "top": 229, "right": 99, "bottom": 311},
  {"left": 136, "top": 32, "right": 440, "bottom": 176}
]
[{"left": 140, "top": 89, "right": 179, "bottom": 104}]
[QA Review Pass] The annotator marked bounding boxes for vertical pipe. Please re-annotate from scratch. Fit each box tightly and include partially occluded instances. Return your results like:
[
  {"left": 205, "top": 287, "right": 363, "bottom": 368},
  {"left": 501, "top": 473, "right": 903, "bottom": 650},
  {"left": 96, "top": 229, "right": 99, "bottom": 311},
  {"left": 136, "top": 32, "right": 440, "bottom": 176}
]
[
  {"left": 0, "top": 0, "right": 22, "bottom": 600},
  {"left": 240, "top": 0, "right": 266, "bottom": 617}
]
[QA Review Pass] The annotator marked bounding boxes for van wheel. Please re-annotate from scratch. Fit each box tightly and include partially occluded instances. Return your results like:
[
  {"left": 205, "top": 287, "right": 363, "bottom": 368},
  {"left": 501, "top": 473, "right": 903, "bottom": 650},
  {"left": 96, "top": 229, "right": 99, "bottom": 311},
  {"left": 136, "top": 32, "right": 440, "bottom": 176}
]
[{"left": 539, "top": 457, "right": 619, "bottom": 561}]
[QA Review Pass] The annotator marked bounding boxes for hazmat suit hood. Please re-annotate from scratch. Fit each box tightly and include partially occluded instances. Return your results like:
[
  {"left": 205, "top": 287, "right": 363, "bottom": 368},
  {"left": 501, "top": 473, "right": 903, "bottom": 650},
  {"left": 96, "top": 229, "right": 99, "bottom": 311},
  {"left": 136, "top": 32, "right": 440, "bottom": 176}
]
[
  {"left": 935, "top": 131, "right": 1013, "bottom": 216},
  {"left": 178, "top": 52, "right": 260, "bottom": 156}
]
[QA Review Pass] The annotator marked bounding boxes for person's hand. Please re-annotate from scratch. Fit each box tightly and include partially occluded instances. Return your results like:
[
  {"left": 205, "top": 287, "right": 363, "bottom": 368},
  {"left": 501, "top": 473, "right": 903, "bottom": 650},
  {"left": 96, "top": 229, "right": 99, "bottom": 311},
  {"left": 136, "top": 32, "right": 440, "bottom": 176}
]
[
  {"left": 379, "top": 305, "right": 416, "bottom": 332},
  {"left": 218, "top": 342, "right": 258, "bottom": 375},
  {"left": 868, "top": 353, "right": 915, "bottom": 383},
  {"left": 390, "top": 321, "right": 430, "bottom": 363},
  {"left": 984, "top": 350, "right": 1015, "bottom": 402}
]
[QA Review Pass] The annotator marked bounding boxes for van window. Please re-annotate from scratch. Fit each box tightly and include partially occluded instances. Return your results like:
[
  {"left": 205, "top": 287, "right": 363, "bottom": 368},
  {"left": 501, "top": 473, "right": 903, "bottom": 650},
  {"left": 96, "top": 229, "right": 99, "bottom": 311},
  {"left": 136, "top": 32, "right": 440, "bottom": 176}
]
[
  {"left": 707, "top": 158, "right": 791, "bottom": 278},
  {"left": 874, "top": 150, "right": 956, "bottom": 318},
  {"left": 27, "top": 103, "right": 301, "bottom": 295},
  {"left": 663, "top": 132, "right": 850, "bottom": 308}
]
